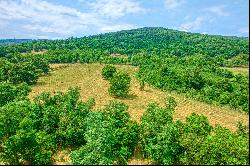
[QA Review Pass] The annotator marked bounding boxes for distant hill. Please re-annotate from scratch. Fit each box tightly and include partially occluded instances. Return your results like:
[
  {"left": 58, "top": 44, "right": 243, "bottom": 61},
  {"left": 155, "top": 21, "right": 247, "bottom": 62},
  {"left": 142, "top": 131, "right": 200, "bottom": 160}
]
[
  {"left": 0, "top": 39, "right": 35, "bottom": 45},
  {"left": 78, "top": 27, "right": 249, "bottom": 57},
  {"left": 0, "top": 27, "right": 249, "bottom": 58}
]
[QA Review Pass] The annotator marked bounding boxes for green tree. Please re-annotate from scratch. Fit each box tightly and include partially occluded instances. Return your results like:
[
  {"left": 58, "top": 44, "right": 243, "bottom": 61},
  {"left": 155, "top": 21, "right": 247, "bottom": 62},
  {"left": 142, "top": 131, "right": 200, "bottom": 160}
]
[
  {"left": 70, "top": 102, "right": 139, "bottom": 165},
  {"left": 101, "top": 65, "right": 117, "bottom": 80},
  {"left": 108, "top": 72, "right": 131, "bottom": 98},
  {"left": 140, "top": 98, "right": 181, "bottom": 165}
]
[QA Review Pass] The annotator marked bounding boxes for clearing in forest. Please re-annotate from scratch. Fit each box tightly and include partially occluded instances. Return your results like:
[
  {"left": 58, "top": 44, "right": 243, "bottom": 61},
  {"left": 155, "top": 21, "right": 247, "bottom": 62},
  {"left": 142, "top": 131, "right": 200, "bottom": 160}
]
[
  {"left": 221, "top": 67, "right": 249, "bottom": 75},
  {"left": 29, "top": 63, "right": 249, "bottom": 132}
]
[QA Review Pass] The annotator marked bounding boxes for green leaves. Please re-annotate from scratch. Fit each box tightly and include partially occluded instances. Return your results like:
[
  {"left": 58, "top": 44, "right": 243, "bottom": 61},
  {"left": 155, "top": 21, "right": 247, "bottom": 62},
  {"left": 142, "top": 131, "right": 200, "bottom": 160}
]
[
  {"left": 0, "top": 82, "right": 30, "bottom": 107},
  {"left": 0, "top": 88, "right": 248, "bottom": 165},
  {"left": 140, "top": 100, "right": 181, "bottom": 165},
  {"left": 0, "top": 87, "right": 92, "bottom": 165},
  {"left": 101, "top": 65, "right": 117, "bottom": 80},
  {"left": 108, "top": 72, "right": 131, "bottom": 98},
  {"left": 140, "top": 98, "right": 249, "bottom": 165},
  {"left": 138, "top": 55, "right": 249, "bottom": 112},
  {"left": 101, "top": 65, "right": 132, "bottom": 98},
  {"left": 70, "top": 102, "right": 139, "bottom": 165}
]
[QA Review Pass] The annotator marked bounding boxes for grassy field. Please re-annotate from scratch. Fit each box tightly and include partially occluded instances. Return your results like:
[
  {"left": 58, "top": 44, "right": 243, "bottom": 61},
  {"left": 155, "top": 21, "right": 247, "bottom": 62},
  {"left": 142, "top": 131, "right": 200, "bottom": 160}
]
[
  {"left": 28, "top": 63, "right": 249, "bottom": 165},
  {"left": 221, "top": 67, "right": 249, "bottom": 75},
  {"left": 30, "top": 63, "right": 248, "bottom": 131}
]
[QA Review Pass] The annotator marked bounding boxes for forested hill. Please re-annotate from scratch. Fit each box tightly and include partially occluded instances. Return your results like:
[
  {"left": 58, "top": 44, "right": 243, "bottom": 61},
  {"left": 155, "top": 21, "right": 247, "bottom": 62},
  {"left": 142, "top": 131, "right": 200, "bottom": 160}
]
[
  {"left": 0, "top": 27, "right": 249, "bottom": 59},
  {"left": 82, "top": 27, "right": 249, "bottom": 57},
  {"left": 0, "top": 39, "right": 34, "bottom": 45}
]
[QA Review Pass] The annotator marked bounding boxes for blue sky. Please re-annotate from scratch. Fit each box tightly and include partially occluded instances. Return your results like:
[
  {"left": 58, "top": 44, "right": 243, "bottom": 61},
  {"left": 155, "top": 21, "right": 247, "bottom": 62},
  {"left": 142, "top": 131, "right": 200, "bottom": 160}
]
[{"left": 0, "top": 0, "right": 249, "bottom": 39}]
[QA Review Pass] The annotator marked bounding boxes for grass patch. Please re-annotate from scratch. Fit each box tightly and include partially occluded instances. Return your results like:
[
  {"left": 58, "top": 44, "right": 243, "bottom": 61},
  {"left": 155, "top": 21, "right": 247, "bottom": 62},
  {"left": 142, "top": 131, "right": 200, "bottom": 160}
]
[
  {"left": 29, "top": 63, "right": 249, "bottom": 132},
  {"left": 27, "top": 63, "right": 249, "bottom": 165},
  {"left": 221, "top": 67, "right": 249, "bottom": 75}
]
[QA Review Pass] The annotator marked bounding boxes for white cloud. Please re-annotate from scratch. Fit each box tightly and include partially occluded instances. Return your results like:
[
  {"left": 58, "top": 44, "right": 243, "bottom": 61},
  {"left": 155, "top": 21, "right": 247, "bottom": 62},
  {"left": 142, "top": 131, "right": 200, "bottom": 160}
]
[
  {"left": 30, "top": 34, "right": 51, "bottom": 39},
  {"left": 203, "top": 5, "right": 230, "bottom": 16},
  {"left": 164, "top": 0, "right": 185, "bottom": 10},
  {"left": 0, "top": 0, "right": 139, "bottom": 38},
  {"left": 179, "top": 16, "right": 205, "bottom": 32},
  {"left": 239, "top": 27, "right": 249, "bottom": 34},
  {"left": 88, "top": 0, "right": 147, "bottom": 19},
  {"left": 100, "top": 23, "right": 137, "bottom": 32}
]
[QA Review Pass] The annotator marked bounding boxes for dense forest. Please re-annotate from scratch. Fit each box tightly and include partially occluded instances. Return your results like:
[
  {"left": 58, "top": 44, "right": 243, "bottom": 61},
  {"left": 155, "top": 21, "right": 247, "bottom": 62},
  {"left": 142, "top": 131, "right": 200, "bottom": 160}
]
[
  {"left": 0, "top": 39, "right": 36, "bottom": 45},
  {"left": 0, "top": 27, "right": 249, "bottom": 58},
  {"left": 0, "top": 27, "right": 249, "bottom": 165}
]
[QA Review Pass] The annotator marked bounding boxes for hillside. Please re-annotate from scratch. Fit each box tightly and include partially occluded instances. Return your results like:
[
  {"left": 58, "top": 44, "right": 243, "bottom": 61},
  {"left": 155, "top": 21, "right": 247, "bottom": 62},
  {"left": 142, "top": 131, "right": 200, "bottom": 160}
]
[
  {"left": 0, "top": 39, "right": 34, "bottom": 45},
  {"left": 0, "top": 27, "right": 248, "bottom": 60},
  {"left": 0, "top": 27, "right": 249, "bottom": 165},
  {"left": 29, "top": 63, "right": 248, "bottom": 131}
]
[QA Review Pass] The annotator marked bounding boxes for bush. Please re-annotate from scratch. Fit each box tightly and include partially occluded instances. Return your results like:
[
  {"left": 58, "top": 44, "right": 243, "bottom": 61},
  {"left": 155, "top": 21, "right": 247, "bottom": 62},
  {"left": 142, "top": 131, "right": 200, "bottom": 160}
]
[
  {"left": 0, "top": 87, "right": 93, "bottom": 165},
  {"left": 0, "top": 82, "right": 31, "bottom": 107},
  {"left": 8, "top": 62, "right": 42, "bottom": 85},
  {"left": 177, "top": 113, "right": 249, "bottom": 165},
  {"left": 177, "top": 113, "right": 213, "bottom": 164},
  {"left": 101, "top": 65, "right": 117, "bottom": 80},
  {"left": 108, "top": 72, "right": 131, "bottom": 97},
  {"left": 2, "top": 129, "right": 54, "bottom": 165},
  {"left": 199, "top": 126, "right": 249, "bottom": 165},
  {"left": 70, "top": 102, "right": 139, "bottom": 165},
  {"left": 140, "top": 98, "right": 181, "bottom": 165}
]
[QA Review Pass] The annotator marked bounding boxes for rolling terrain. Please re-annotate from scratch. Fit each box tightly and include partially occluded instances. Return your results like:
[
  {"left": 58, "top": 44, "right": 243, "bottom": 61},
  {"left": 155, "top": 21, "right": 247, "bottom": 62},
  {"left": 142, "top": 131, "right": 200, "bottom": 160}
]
[
  {"left": 29, "top": 63, "right": 248, "bottom": 131},
  {"left": 0, "top": 27, "right": 249, "bottom": 165}
]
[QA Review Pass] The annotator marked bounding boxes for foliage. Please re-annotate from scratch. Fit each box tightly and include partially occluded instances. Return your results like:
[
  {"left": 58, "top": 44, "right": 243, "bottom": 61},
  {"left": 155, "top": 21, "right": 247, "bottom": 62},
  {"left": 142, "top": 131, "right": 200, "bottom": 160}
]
[
  {"left": 223, "top": 54, "right": 249, "bottom": 67},
  {"left": 0, "top": 54, "right": 49, "bottom": 85},
  {"left": 101, "top": 65, "right": 117, "bottom": 80},
  {"left": 177, "top": 113, "right": 213, "bottom": 164},
  {"left": 140, "top": 98, "right": 249, "bottom": 165},
  {"left": 0, "top": 27, "right": 248, "bottom": 59},
  {"left": 198, "top": 126, "right": 249, "bottom": 165},
  {"left": 177, "top": 113, "right": 249, "bottom": 165},
  {"left": 0, "top": 27, "right": 249, "bottom": 165},
  {"left": 138, "top": 55, "right": 249, "bottom": 111},
  {"left": 108, "top": 72, "right": 131, "bottom": 98},
  {"left": 0, "top": 82, "right": 30, "bottom": 107},
  {"left": 140, "top": 98, "right": 181, "bottom": 165},
  {"left": 70, "top": 102, "right": 139, "bottom": 165},
  {"left": 0, "top": 87, "right": 93, "bottom": 165}
]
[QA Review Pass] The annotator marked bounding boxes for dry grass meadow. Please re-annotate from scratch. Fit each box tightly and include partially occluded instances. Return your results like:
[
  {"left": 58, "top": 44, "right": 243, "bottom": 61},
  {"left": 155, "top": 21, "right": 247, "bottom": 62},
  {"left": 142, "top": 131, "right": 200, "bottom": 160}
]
[
  {"left": 221, "top": 67, "right": 249, "bottom": 75},
  {"left": 29, "top": 63, "right": 248, "bottom": 131},
  {"left": 28, "top": 63, "right": 249, "bottom": 165}
]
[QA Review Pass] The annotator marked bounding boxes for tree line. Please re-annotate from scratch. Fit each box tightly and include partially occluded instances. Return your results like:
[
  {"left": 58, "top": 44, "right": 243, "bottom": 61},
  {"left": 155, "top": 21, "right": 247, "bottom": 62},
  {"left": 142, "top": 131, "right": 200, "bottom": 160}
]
[
  {"left": 0, "top": 88, "right": 248, "bottom": 165},
  {"left": 0, "top": 27, "right": 249, "bottom": 164}
]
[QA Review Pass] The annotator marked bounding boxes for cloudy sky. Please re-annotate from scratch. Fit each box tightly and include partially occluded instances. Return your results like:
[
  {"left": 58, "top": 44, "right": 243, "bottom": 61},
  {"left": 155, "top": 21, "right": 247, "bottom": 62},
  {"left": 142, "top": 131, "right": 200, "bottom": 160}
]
[{"left": 0, "top": 0, "right": 249, "bottom": 39}]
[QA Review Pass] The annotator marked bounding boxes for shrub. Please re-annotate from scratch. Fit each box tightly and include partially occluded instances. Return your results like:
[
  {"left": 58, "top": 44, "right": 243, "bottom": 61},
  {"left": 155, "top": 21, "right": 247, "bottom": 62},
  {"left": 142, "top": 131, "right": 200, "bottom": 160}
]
[
  {"left": 108, "top": 72, "right": 131, "bottom": 97},
  {"left": 0, "top": 87, "right": 94, "bottom": 165},
  {"left": 101, "top": 65, "right": 117, "bottom": 80},
  {"left": 0, "top": 82, "right": 31, "bottom": 107},
  {"left": 177, "top": 113, "right": 213, "bottom": 164},
  {"left": 199, "top": 126, "right": 249, "bottom": 165},
  {"left": 140, "top": 98, "right": 181, "bottom": 165},
  {"left": 70, "top": 102, "right": 139, "bottom": 165},
  {"left": 8, "top": 62, "right": 42, "bottom": 85},
  {"left": 177, "top": 113, "right": 249, "bottom": 165},
  {"left": 139, "top": 79, "right": 145, "bottom": 91}
]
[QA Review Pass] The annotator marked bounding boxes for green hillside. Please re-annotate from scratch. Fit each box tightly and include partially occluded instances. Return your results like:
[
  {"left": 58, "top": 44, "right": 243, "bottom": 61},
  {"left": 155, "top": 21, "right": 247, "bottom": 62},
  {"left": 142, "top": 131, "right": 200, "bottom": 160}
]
[
  {"left": 0, "top": 27, "right": 248, "bottom": 60},
  {"left": 0, "top": 39, "right": 34, "bottom": 45},
  {"left": 0, "top": 27, "right": 249, "bottom": 165}
]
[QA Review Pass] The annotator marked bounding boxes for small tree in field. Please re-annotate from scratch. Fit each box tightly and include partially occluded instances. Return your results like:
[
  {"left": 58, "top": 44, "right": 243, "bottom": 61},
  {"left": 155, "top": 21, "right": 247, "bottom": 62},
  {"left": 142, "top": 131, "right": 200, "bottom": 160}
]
[
  {"left": 139, "top": 79, "right": 145, "bottom": 91},
  {"left": 108, "top": 72, "right": 131, "bottom": 98},
  {"left": 101, "top": 65, "right": 117, "bottom": 80}
]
